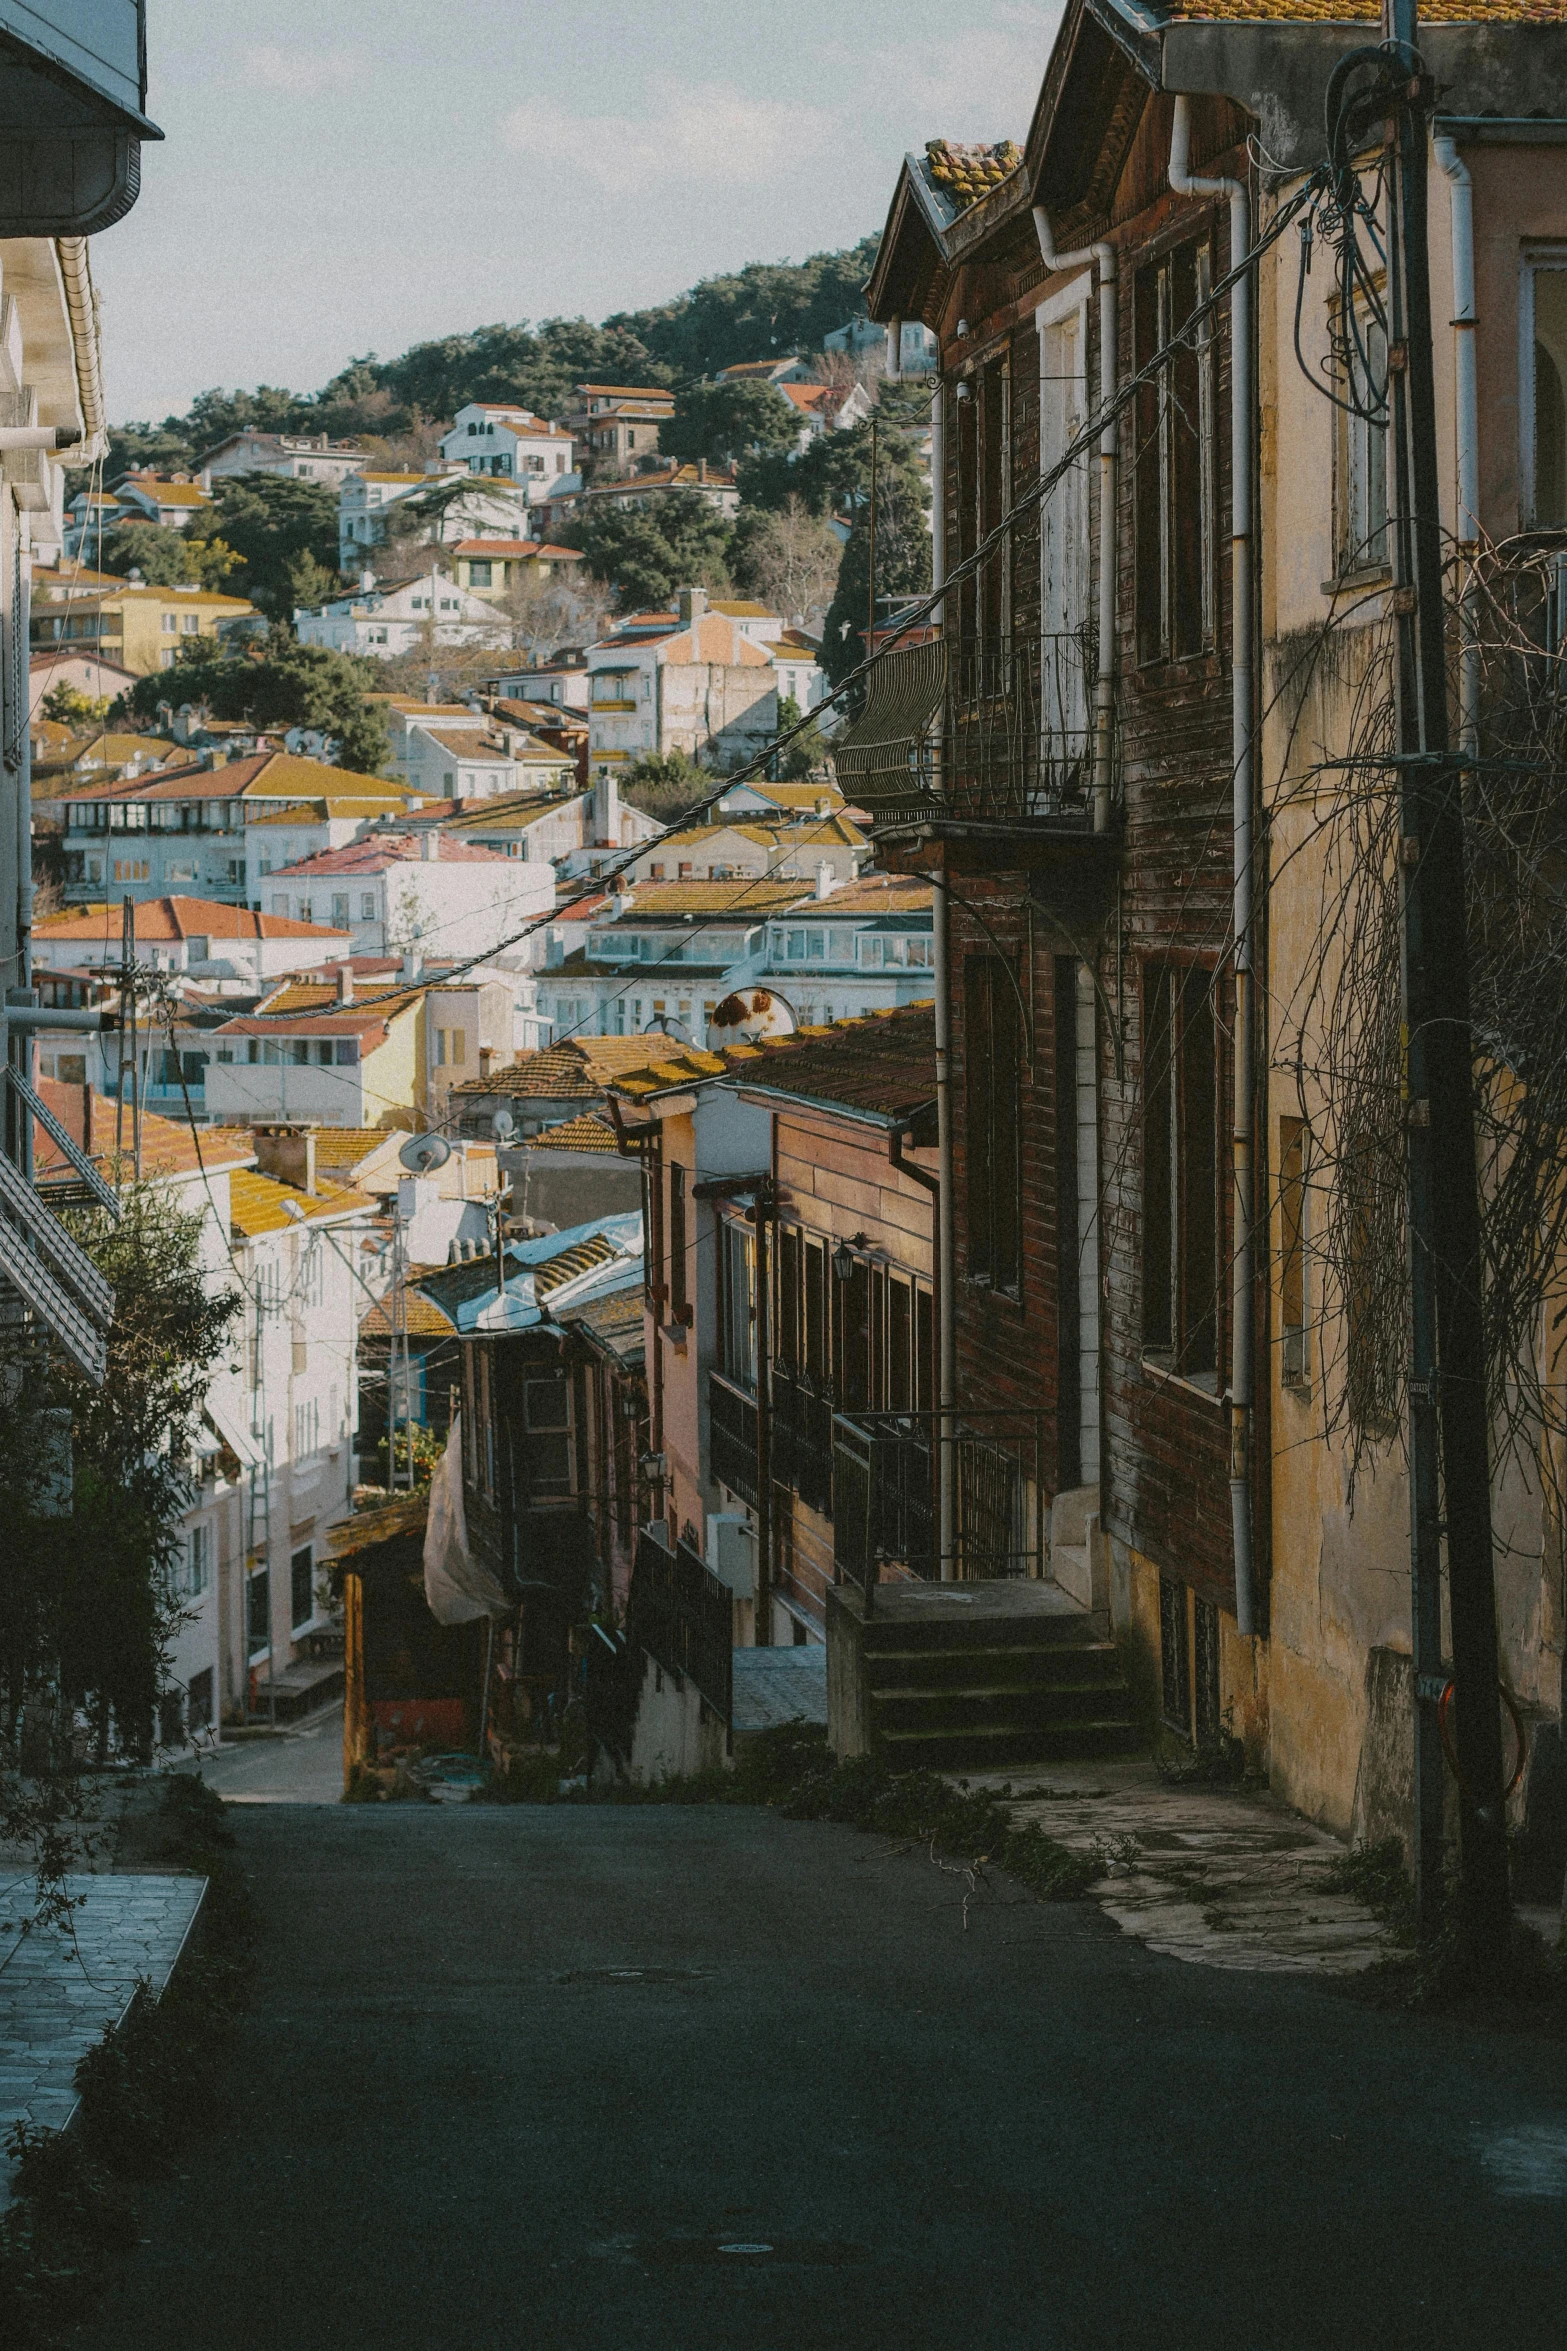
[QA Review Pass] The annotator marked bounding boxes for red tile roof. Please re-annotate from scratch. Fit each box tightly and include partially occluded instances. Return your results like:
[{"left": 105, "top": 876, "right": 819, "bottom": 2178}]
[
  {"left": 32, "top": 1080, "right": 256, "bottom": 1181},
  {"left": 36, "top": 895, "right": 349, "bottom": 945},
  {"left": 266, "top": 833, "right": 510, "bottom": 876},
  {"left": 453, "top": 538, "right": 584, "bottom": 559}
]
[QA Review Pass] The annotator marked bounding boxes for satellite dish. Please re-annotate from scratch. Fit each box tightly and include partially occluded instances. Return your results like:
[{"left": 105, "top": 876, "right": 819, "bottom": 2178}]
[
  {"left": 707, "top": 987, "right": 796, "bottom": 1049},
  {"left": 492, "top": 1109, "right": 516, "bottom": 1141},
  {"left": 399, "top": 1133, "right": 452, "bottom": 1173},
  {"left": 644, "top": 1014, "right": 690, "bottom": 1045}
]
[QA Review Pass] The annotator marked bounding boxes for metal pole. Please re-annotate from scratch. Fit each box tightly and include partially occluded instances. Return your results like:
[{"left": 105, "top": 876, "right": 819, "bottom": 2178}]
[
  {"left": 1385, "top": 0, "right": 1509, "bottom": 1957},
  {"left": 933, "top": 866, "right": 957, "bottom": 1578},
  {"left": 753, "top": 1183, "right": 772, "bottom": 1643}
]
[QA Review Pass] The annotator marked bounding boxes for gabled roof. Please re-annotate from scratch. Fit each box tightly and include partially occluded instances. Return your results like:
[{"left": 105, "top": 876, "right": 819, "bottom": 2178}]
[
  {"left": 450, "top": 1034, "right": 658, "bottom": 1100},
  {"left": 723, "top": 1001, "right": 937, "bottom": 1126},
  {"left": 452, "top": 537, "right": 584, "bottom": 559},
  {"left": 267, "top": 833, "right": 509, "bottom": 877},
  {"left": 523, "top": 1111, "right": 622, "bottom": 1156},
  {"left": 35, "top": 896, "right": 350, "bottom": 945},
  {"left": 606, "top": 879, "right": 810, "bottom": 920},
  {"left": 31, "top": 1081, "right": 257, "bottom": 1184},
  {"left": 62, "top": 749, "right": 398, "bottom": 809},
  {"left": 802, "top": 875, "right": 933, "bottom": 917},
  {"left": 229, "top": 1169, "right": 376, "bottom": 1238}
]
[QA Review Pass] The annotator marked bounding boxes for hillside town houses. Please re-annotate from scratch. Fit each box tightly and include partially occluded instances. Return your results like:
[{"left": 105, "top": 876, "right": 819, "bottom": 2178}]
[{"left": 10, "top": 0, "right": 1565, "bottom": 2012}]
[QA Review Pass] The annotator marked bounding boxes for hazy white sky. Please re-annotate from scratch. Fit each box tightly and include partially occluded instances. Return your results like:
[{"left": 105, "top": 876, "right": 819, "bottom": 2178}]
[{"left": 92, "top": 0, "right": 1058, "bottom": 423}]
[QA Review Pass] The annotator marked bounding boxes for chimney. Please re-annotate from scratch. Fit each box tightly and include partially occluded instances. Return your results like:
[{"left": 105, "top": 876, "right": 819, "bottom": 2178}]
[
  {"left": 302, "top": 1133, "right": 317, "bottom": 1196},
  {"left": 676, "top": 585, "right": 707, "bottom": 629},
  {"left": 336, "top": 962, "right": 354, "bottom": 1005},
  {"left": 359, "top": 568, "right": 375, "bottom": 593},
  {"left": 815, "top": 861, "right": 835, "bottom": 901},
  {"left": 815, "top": 793, "right": 830, "bottom": 819},
  {"left": 592, "top": 765, "right": 620, "bottom": 847},
  {"left": 421, "top": 831, "right": 439, "bottom": 861}
]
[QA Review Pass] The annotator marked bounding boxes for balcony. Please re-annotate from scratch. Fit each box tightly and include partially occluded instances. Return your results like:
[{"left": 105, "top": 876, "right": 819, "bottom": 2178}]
[
  {"left": 708, "top": 1370, "right": 758, "bottom": 1507},
  {"left": 834, "top": 636, "right": 1118, "bottom": 893},
  {"left": 769, "top": 1360, "right": 834, "bottom": 1518},
  {"left": 831, "top": 1408, "right": 1049, "bottom": 1607},
  {"left": 626, "top": 1527, "right": 733, "bottom": 1724}
]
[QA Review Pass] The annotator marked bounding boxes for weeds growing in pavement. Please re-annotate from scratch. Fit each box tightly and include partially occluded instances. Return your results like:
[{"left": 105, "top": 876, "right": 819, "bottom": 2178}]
[
  {"left": 1325, "top": 1837, "right": 1418, "bottom": 1946},
  {"left": 0, "top": 1776, "right": 255, "bottom": 2349},
  {"left": 478, "top": 1723, "right": 1102, "bottom": 1901}
]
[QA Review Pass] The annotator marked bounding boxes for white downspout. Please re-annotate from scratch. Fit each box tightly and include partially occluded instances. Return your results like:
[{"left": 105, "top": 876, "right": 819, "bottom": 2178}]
[
  {"left": 1435, "top": 134, "right": 1479, "bottom": 759},
  {"left": 1169, "top": 94, "right": 1257, "bottom": 1638},
  {"left": 1033, "top": 208, "right": 1118, "bottom": 835}
]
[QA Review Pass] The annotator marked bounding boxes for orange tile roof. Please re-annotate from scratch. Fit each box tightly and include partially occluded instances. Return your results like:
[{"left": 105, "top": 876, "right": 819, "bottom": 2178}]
[
  {"left": 451, "top": 1034, "right": 658, "bottom": 1099},
  {"left": 806, "top": 874, "right": 933, "bottom": 916},
  {"left": 31, "top": 1081, "right": 256, "bottom": 1182},
  {"left": 614, "top": 879, "right": 811, "bottom": 919},
  {"left": 360, "top": 1279, "right": 458, "bottom": 1341},
  {"left": 925, "top": 139, "right": 1023, "bottom": 212},
  {"left": 229, "top": 1168, "right": 376, "bottom": 1238},
  {"left": 63, "top": 749, "right": 395, "bottom": 808},
  {"left": 36, "top": 895, "right": 349, "bottom": 945},
  {"left": 606, "top": 1002, "right": 937, "bottom": 1118},
  {"left": 524, "top": 1111, "right": 623, "bottom": 1156},
  {"left": 453, "top": 538, "right": 584, "bottom": 559}
]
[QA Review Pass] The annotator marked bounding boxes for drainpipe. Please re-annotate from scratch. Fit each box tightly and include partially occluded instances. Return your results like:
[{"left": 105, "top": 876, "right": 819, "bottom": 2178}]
[
  {"left": 932, "top": 862, "right": 956, "bottom": 1578},
  {"left": 1435, "top": 134, "right": 1480, "bottom": 759},
  {"left": 1032, "top": 208, "right": 1118, "bottom": 833},
  {"left": 929, "top": 383, "right": 944, "bottom": 624},
  {"left": 1169, "top": 95, "right": 1257, "bottom": 1638}
]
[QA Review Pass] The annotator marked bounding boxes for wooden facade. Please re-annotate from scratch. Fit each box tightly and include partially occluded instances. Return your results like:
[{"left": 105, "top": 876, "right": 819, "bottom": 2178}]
[{"left": 867, "top": 10, "right": 1269, "bottom": 1734}]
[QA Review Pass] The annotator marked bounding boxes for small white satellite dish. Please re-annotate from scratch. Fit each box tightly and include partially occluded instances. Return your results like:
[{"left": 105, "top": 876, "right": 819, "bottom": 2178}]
[
  {"left": 399, "top": 1133, "right": 452, "bottom": 1174},
  {"left": 644, "top": 1014, "right": 690, "bottom": 1045},
  {"left": 492, "top": 1109, "right": 516, "bottom": 1141}
]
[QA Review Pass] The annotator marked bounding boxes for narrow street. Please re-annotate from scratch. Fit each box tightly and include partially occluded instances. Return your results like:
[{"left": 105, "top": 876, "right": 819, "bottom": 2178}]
[{"left": 72, "top": 1803, "right": 1567, "bottom": 2351}]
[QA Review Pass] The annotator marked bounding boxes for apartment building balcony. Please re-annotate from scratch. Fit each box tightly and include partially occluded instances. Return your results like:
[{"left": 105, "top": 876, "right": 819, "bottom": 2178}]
[
  {"left": 834, "top": 635, "right": 1120, "bottom": 897},
  {"left": 627, "top": 1525, "right": 733, "bottom": 1725}
]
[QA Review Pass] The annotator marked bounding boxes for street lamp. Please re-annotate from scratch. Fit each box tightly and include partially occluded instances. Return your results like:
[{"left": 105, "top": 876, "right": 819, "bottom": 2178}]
[{"left": 833, "top": 1233, "right": 868, "bottom": 1283}]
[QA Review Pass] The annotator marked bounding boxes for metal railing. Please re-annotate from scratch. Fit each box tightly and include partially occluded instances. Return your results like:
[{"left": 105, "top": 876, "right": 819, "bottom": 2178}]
[
  {"left": 831, "top": 1407, "right": 1050, "bottom": 1608},
  {"left": 768, "top": 1360, "right": 834, "bottom": 1518},
  {"left": 832, "top": 632, "right": 1103, "bottom": 830},
  {"left": 627, "top": 1526, "right": 733, "bottom": 1724},
  {"left": 708, "top": 1370, "right": 759, "bottom": 1508}
]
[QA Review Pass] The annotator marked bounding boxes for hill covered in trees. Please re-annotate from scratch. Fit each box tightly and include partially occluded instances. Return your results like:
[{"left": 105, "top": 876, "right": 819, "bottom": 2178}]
[{"left": 109, "top": 237, "right": 880, "bottom": 477}]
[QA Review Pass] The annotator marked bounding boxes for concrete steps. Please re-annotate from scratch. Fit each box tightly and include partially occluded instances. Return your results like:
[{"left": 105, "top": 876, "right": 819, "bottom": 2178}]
[{"left": 838, "top": 1578, "right": 1142, "bottom": 1772}]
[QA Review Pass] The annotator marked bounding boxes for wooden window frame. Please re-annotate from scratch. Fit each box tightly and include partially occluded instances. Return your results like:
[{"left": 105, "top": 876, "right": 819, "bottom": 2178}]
[
  {"left": 1134, "top": 235, "right": 1217, "bottom": 669},
  {"left": 1142, "top": 960, "right": 1223, "bottom": 1389},
  {"left": 964, "top": 956, "right": 1024, "bottom": 1298}
]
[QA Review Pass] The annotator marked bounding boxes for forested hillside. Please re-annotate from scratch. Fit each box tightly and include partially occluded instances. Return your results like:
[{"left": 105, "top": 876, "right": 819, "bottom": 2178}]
[{"left": 109, "top": 237, "right": 880, "bottom": 477}]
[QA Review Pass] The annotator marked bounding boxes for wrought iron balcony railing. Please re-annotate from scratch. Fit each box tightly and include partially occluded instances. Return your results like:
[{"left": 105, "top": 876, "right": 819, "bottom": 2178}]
[
  {"left": 627, "top": 1526, "right": 733, "bottom": 1724},
  {"left": 768, "top": 1360, "right": 834, "bottom": 1519},
  {"left": 707, "top": 1369, "right": 759, "bottom": 1509},
  {"left": 833, "top": 635, "right": 1100, "bottom": 832},
  {"left": 831, "top": 1407, "right": 1050, "bottom": 1608}
]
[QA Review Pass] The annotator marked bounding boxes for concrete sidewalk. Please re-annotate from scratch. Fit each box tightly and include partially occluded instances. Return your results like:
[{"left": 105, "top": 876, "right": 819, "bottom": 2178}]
[{"left": 960, "top": 1757, "right": 1402, "bottom": 1973}]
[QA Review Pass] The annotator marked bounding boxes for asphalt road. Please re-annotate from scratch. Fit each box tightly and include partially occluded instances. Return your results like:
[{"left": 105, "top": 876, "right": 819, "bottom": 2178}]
[
  {"left": 75, "top": 1804, "right": 1567, "bottom": 2351},
  {"left": 187, "top": 1702, "right": 345, "bottom": 1805}
]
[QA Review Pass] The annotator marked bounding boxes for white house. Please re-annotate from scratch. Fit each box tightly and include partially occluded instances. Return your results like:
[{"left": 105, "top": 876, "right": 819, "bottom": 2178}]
[
  {"left": 198, "top": 431, "right": 373, "bottom": 488},
  {"left": 395, "top": 717, "right": 574, "bottom": 804},
  {"left": 823, "top": 315, "right": 938, "bottom": 376},
  {"left": 336, "top": 469, "right": 429, "bottom": 568},
  {"left": 32, "top": 894, "right": 352, "bottom": 986},
  {"left": 485, "top": 655, "right": 591, "bottom": 711},
  {"left": 764, "top": 627, "right": 828, "bottom": 712},
  {"left": 438, "top": 403, "right": 575, "bottom": 501},
  {"left": 296, "top": 567, "right": 503, "bottom": 659},
  {"left": 588, "top": 589, "right": 777, "bottom": 776},
  {"left": 259, "top": 829, "right": 553, "bottom": 962}
]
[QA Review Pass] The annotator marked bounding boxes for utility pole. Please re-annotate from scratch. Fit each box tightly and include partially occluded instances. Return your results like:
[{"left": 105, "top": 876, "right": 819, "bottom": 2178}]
[{"left": 1383, "top": 0, "right": 1510, "bottom": 1959}]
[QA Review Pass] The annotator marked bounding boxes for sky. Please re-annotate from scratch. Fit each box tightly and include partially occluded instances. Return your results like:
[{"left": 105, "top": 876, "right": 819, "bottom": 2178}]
[{"left": 91, "top": 0, "right": 1060, "bottom": 425}]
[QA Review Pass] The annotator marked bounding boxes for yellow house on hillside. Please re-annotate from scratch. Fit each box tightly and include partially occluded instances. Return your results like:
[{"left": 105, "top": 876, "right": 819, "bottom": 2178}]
[{"left": 31, "top": 563, "right": 257, "bottom": 675}]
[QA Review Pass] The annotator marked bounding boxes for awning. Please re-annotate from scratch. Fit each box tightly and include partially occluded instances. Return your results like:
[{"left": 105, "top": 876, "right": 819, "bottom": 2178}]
[
  {"left": 204, "top": 1392, "right": 263, "bottom": 1470},
  {"left": 832, "top": 639, "right": 947, "bottom": 818}
]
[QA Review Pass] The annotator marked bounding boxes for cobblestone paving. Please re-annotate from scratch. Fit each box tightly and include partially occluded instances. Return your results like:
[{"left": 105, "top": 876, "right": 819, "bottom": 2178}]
[
  {"left": 959, "top": 1757, "right": 1400, "bottom": 1973},
  {"left": 0, "top": 1872, "right": 205, "bottom": 2201}
]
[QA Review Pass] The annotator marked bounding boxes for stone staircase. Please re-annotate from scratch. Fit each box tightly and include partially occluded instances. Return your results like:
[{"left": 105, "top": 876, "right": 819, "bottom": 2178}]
[{"left": 828, "top": 1577, "right": 1143, "bottom": 1773}]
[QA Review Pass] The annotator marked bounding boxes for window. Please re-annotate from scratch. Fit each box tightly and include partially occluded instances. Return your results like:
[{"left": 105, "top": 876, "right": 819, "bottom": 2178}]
[
  {"left": 335, "top": 1038, "right": 358, "bottom": 1065},
  {"left": 1135, "top": 239, "right": 1216, "bottom": 663},
  {"left": 298, "top": 899, "right": 313, "bottom": 923},
  {"left": 1143, "top": 962, "right": 1221, "bottom": 1384},
  {"left": 1279, "top": 1114, "right": 1308, "bottom": 1388},
  {"left": 451, "top": 1029, "right": 465, "bottom": 1065},
  {"left": 293, "top": 1397, "right": 320, "bottom": 1457},
  {"left": 523, "top": 1376, "right": 574, "bottom": 1495},
  {"left": 181, "top": 613, "right": 200, "bottom": 634},
  {"left": 1160, "top": 1575, "right": 1192, "bottom": 1735},
  {"left": 435, "top": 1028, "right": 447, "bottom": 1066},
  {"left": 1523, "top": 252, "right": 1567, "bottom": 527},
  {"left": 247, "top": 1567, "right": 270, "bottom": 1657},
  {"left": 718, "top": 1217, "right": 757, "bottom": 1390},
  {"left": 1337, "top": 303, "right": 1389, "bottom": 573},
  {"left": 332, "top": 893, "right": 349, "bottom": 926},
  {"left": 1039, "top": 279, "right": 1092, "bottom": 771},
  {"left": 290, "top": 1545, "right": 315, "bottom": 1629},
  {"left": 161, "top": 612, "right": 178, "bottom": 633},
  {"left": 361, "top": 892, "right": 376, "bottom": 919},
  {"left": 113, "top": 859, "right": 149, "bottom": 882},
  {"left": 469, "top": 560, "right": 492, "bottom": 586},
  {"left": 188, "top": 1667, "right": 214, "bottom": 1730},
  {"left": 187, "top": 1522, "right": 211, "bottom": 1597},
  {"left": 964, "top": 957, "right": 1023, "bottom": 1292}
]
